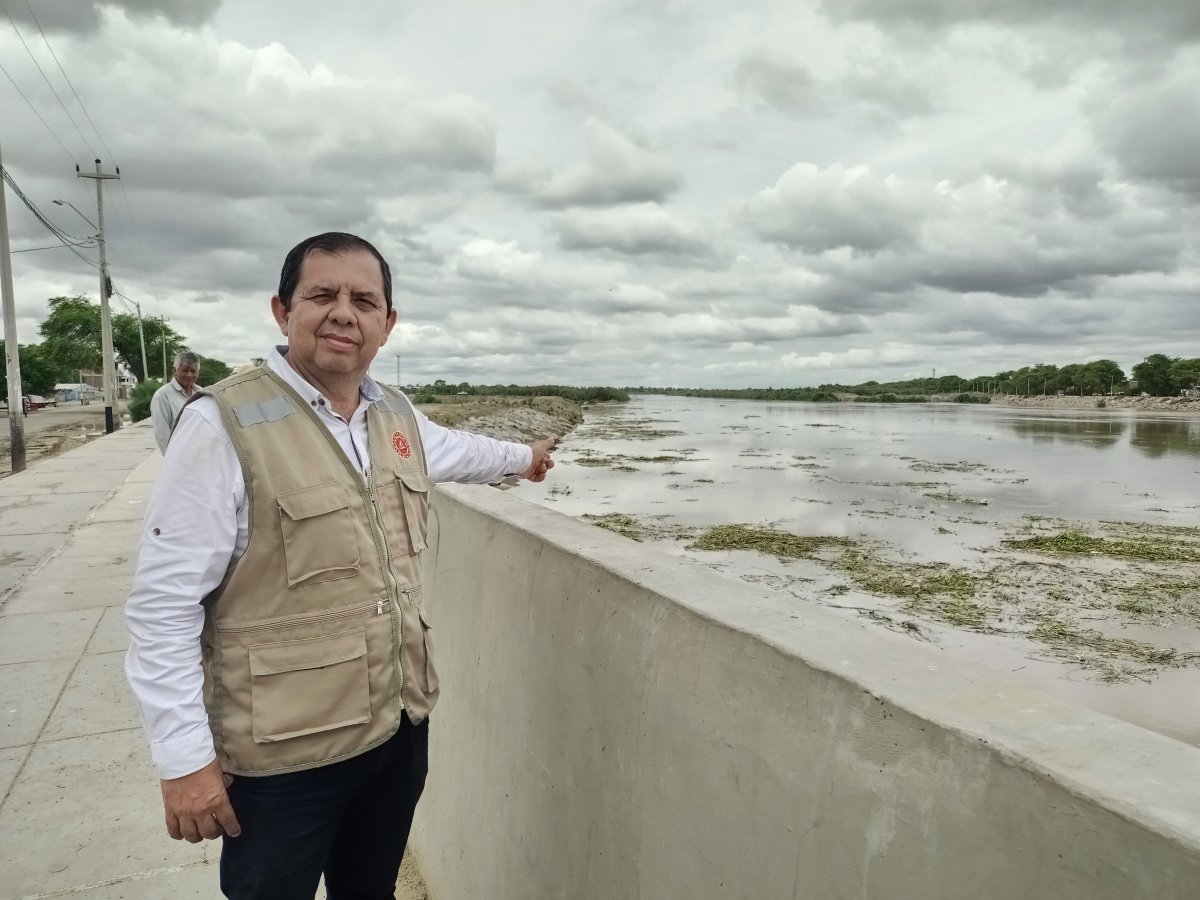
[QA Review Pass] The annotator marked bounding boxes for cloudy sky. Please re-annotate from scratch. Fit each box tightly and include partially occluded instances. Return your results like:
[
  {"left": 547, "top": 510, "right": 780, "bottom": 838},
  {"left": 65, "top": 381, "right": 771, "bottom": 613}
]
[{"left": 1, "top": 0, "right": 1197, "bottom": 388}]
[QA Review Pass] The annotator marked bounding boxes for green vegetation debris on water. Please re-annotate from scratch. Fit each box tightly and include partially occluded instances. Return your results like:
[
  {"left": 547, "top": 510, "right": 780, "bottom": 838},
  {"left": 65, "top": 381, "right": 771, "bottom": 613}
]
[
  {"left": 688, "top": 524, "right": 854, "bottom": 560},
  {"left": 1005, "top": 529, "right": 1200, "bottom": 563}
]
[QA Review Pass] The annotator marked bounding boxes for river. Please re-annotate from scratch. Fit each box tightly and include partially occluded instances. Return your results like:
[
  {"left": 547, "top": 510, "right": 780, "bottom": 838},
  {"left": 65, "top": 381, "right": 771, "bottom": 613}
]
[{"left": 519, "top": 395, "right": 1200, "bottom": 748}]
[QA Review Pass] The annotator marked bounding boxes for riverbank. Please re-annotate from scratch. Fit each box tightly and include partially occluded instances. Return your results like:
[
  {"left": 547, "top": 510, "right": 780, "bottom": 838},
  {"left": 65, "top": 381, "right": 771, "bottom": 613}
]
[
  {"left": 992, "top": 394, "right": 1200, "bottom": 412},
  {"left": 417, "top": 395, "right": 584, "bottom": 441}
]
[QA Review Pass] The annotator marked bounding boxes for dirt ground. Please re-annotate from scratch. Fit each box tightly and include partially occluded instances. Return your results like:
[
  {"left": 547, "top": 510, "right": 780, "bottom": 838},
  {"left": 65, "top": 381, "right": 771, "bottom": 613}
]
[{"left": 0, "top": 404, "right": 119, "bottom": 478}]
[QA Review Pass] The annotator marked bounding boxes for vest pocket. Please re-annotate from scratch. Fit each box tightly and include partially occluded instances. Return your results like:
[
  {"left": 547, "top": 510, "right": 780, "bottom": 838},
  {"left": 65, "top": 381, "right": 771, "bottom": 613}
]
[
  {"left": 417, "top": 604, "right": 439, "bottom": 694},
  {"left": 277, "top": 482, "right": 361, "bottom": 587},
  {"left": 248, "top": 628, "right": 371, "bottom": 743},
  {"left": 395, "top": 470, "right": 433, "bottom": 554}
]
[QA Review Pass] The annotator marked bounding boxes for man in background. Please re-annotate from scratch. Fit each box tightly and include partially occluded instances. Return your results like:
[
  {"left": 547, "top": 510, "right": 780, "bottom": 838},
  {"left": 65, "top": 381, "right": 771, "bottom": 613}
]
[{"left": 149, "top": 350, "right": 200, "bottom": 453}]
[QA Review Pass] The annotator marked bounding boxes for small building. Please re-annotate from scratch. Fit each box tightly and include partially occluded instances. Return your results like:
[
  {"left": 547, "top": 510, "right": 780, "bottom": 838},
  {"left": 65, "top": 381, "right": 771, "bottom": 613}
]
[{"left": 55, "top": 383, "right": 102, "bottom": 405}]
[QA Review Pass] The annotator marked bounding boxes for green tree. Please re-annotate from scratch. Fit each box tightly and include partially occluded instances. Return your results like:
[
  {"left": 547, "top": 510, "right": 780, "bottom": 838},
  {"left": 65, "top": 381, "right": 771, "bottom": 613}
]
[
  {"left": 1081, "top": 359, "right": 1125, "bottom": 395},
  {"left": 0, "top": 340, "right": 68, "bottom": 395},
  {"left": 1132, "top": 354, "right": 1178, "bottom": 396},
  {"left": 129, "top": 378, "right": 162, "bottom": 423},
  {"left": 1168, "top": 358, "right": 1200, "bottom": 392},
  {"left": 196, "top": 355, "right": 233, "bottom": 387},
  {"left": 38, "top": 296, "right": 189, "bottom": 383}
]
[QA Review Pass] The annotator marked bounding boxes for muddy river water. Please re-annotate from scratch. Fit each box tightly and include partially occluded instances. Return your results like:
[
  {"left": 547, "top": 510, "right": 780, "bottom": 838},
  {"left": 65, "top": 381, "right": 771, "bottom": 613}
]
[{"left": 519, "top": 395, "right": 1200, "bottom": 748}]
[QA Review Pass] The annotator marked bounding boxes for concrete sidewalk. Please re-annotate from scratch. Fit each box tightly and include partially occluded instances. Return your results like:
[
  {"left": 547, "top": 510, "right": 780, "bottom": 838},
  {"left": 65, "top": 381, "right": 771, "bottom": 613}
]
[{"left": 0, "top": 424, "right": 222, "bottom": 898}]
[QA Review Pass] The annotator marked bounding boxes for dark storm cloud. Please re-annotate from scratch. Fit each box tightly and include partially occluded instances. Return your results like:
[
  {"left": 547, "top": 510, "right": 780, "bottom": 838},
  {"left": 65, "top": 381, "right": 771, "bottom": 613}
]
[
  {"left": 1092, "top": 74, "right": 1200, "bottom": 197},
  {"left": 734, "top": 56, "right": 824, "bottom": 117},
  {"left": 745, "top": 156, "right": 1189, "bottom": 317},
  {"left": 3, "top": 0, "right": 220, "bottom": 34},
  {"left": 735, "top": 52, "right": 935, "bottom": 122},
  {"left": 820, "top": 0, "right": 1200, "bottom": 46},
  {"left": 509, "top": 118, "right": 682, "bottom": 208},
  {"left": 982, "top": 156, "right": 1115, "bottom": 219},
  {"left": 553, "top": 204, "right": 715, "bottom": 261}
]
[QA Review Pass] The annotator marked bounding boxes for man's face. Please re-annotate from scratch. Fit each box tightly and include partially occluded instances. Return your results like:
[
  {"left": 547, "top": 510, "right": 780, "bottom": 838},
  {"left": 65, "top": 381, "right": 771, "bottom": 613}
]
[
  {"left": 271, "top": 249, "right": 396, "bottom": 381},
  {"left": 175, "top": 362, "right": 199, "bottom": 391}
]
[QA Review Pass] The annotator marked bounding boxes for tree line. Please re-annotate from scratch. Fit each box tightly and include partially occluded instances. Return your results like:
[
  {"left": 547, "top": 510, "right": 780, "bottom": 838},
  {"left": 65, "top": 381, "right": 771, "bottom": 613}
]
[
  {"left": 1, "top": 295, "right": 232, "bottom": 397},
  {"left": 412, "top": 380, "right": 629, "bottom": 403},
  {"left": 633, "top": 355, "right": 1200, "bottom": 401}
]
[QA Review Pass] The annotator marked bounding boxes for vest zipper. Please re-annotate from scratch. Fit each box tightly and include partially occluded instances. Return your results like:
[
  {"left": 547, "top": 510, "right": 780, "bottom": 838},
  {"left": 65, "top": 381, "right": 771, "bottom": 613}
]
[
  {"left": 218, "top": 601, "right": 381, "bottom": 634},
  {"left": 363, "top": 468, "right": 405, "bottom": 721}
]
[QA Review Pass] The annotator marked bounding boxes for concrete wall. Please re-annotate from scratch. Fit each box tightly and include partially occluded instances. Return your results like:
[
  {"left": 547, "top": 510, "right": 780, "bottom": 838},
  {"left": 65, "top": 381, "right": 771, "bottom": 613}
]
[{"left": 412, "top": 485, "right": 1200, "bottom": 900}]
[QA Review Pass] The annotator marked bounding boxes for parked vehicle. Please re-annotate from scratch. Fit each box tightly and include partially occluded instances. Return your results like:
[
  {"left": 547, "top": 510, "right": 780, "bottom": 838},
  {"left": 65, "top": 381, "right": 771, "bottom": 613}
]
[{"left": 0, "top": 395, "right": 34, "bottom": 414}]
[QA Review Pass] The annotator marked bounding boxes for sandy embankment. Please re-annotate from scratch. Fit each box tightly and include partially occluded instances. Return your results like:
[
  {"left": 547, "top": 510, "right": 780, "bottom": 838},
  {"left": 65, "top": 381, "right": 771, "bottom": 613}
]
[
  {"left": 992, "top": 395, "right": 1200, "bottom": 412},
  {"left": 418, "top": 395, "right": 584, "bottom": 442},
  {"left": 916, "top": 393, "right": 1200, "bottom": 413}
]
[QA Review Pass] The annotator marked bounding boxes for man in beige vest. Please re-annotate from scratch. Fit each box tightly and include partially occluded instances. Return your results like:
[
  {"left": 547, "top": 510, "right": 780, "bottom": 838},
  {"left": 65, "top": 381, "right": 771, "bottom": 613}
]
[{"left": 125, "top": 232, "right": 555, "bottom": 899}]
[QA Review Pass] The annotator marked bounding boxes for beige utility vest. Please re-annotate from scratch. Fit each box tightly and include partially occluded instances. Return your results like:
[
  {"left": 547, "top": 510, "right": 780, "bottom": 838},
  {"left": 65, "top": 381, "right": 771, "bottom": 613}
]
[{"left": 198, "top": 367, "right": 438, "bottom": 776}]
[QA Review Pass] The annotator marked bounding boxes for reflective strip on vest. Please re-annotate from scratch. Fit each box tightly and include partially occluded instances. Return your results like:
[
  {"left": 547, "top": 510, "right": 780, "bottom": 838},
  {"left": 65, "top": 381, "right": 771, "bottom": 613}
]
[{"left": 233, "top": 395, "right": 296, "bottom": 427}]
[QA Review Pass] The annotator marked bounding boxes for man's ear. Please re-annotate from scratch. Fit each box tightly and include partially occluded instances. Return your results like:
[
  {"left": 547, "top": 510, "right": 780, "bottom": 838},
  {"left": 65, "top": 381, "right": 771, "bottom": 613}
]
[
  {"left": 270, "top": 295, "right": 290, "bottom": 336},
  {"left": 381, "top": 308, "right": 397, "bottom": 346}
]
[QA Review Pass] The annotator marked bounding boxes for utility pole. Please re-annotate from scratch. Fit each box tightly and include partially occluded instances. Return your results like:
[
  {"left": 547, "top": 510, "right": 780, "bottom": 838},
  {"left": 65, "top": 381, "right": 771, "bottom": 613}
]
[
  {"left": 133, "top": 300, "right": 148, "bottom": 381},
  {"left": 395, "top": 353, "right": 401, "bottom": 388},
  {"left": 0, "top": 144, "right": 26, "bottom": 473},
  {"left": 159, "top": 316, "right": 168, "bottom": 379},
  {"left": 78, "top": 159, "right": 120, "bottom": 433}
]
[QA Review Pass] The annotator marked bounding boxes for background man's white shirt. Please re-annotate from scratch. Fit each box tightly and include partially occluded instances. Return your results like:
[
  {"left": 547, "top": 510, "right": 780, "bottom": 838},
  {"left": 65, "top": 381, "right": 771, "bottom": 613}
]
[{"left": 149, "top": 378, "right": 192, "bottom": 454}]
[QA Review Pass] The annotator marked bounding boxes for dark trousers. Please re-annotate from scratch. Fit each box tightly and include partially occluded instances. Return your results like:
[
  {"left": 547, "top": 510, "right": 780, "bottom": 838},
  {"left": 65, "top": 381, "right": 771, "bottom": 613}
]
[{"left": 220, "top": 714, "right": 429, "bottom": 900}]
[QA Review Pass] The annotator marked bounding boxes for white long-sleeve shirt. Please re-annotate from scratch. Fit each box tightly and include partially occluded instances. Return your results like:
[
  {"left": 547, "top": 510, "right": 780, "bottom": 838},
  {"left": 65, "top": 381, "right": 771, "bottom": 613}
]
[
  {"left": 149, "top": 378, "right": 193, "bottom": 454},
  {"left": 125, "top": 348, "right": 533, "bottom": 779}
]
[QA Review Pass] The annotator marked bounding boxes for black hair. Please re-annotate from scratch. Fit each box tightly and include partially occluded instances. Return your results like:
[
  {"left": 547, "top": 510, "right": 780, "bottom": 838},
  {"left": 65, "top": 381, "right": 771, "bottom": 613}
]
[{"left": 277, "top": 232, "right": 393, "bottom": 313}]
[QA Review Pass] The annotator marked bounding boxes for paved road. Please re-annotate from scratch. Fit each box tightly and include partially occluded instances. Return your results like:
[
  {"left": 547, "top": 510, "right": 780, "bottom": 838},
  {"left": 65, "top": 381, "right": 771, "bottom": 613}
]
[{"left": 2, "top": 405, "right": 108, "bottom": 437}]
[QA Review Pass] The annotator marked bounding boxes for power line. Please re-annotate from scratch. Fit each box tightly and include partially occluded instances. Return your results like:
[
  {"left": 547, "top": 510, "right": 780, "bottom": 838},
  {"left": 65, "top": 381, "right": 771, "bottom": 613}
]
[
  {"left": 0, "top": 0, "right": 95, "bottom": 157},
  {"left": 1, "top": 164, "right": 99, "bottom": 269},
  {"left": 12, "top": 238, "right": 98, "bottom": 253},
  {"left": 0, "top": 58, "right": 76, "bottom": 164},
  {"left": 16, "top": 0, "right": 153, "bottom": 285},
  {"left": 20, "top": 0, "right": 116, "bottom": 162}
]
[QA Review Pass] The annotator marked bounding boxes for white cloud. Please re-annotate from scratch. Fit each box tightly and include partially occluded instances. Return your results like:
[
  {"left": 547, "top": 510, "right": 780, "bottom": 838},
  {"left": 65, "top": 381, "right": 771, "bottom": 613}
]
[{"left": 746, "top": 163, "right": 922, "bottom": 253}]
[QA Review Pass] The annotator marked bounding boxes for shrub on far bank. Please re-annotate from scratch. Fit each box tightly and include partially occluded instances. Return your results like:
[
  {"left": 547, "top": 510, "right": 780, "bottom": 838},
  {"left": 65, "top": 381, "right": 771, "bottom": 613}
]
[
  {"left": 954, "top": 392, "right": 990, "bottom": 404},
  {"left": 129, "top": 378, "right": 162, "bottom": 422}
]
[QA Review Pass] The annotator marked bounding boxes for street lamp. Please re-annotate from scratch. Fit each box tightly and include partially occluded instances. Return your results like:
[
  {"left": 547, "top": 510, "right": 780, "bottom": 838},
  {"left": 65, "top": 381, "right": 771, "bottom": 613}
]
[{"left": 52, "top": 199, "right": 98, "bottom": 232}]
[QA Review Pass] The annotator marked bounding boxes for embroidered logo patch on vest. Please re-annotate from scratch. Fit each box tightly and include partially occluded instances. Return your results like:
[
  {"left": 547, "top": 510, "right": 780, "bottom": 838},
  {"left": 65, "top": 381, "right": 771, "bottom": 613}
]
[{"left": 391, "top": 431, "right": 412, "bottom": 459}]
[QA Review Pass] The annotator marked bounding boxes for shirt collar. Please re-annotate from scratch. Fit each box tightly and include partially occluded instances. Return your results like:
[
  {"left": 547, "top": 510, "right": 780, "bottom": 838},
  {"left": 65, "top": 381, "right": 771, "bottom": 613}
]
[{"left": 265, "top": 345, "right": 384, "bottom": 409}]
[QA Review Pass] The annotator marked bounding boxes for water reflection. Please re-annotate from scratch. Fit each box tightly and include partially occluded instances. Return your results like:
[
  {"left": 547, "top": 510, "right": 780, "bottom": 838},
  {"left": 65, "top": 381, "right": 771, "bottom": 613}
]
[
  {"left": 1131, "top": 417, "right": 1200, "bottom": 459},
  {"left": 1003, "top": 415, "right": 1127, "bottom": 448},
  {"left": 999, "top": 412, "right": 1200, "bottom": 459}
]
